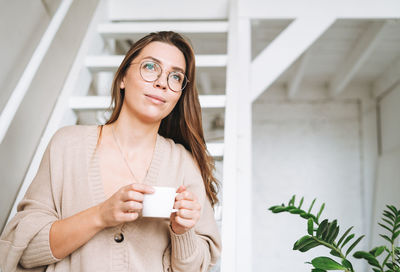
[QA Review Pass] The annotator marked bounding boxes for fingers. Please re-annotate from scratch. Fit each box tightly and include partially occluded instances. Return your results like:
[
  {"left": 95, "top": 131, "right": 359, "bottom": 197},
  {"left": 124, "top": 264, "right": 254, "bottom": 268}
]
[
  {"left": 123, "top": 183, "right": 155, "bottom": 194},
  {"left": 177, "top": 208, "right": 199, "bottom": 220},
  {"left": 174, "top": 216, "right": 196, "bottom": 229},
  {"left": 176, "top": 185, "right": 186, "bottom": 194},
  {"left": 175, "top": 190, "right": 197, "bottom": 202},
  {"left": 121, "top": 212, "right": 139, "bottom": 222},
  {"left": 121, "top": 190, "right": 145, "bottom": 202},
  {"left": 174, "top": 199, "right": 201, "bottom": 211},
  {"left": 121, "top": 201, "right": 143, "bottom": 212}
]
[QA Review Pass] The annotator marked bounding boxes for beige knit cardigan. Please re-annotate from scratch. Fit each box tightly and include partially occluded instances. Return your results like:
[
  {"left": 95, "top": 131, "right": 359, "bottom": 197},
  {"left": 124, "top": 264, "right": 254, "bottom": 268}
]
[{"left": 0, "top": 125, "right": 221, "bottom": 272}]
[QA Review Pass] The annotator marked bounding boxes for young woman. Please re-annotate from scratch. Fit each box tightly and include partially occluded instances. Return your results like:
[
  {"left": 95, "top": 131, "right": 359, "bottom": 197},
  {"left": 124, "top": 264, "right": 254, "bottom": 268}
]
[{"left": 0, "top": 31, "right": 221, "bottom": 271}]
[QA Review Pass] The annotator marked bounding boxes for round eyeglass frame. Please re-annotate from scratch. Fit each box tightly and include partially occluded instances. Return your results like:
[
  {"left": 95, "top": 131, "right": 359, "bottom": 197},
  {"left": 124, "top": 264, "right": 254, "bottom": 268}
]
[{"left": 130, "top": 60, "right": 189, "bottom": 92}]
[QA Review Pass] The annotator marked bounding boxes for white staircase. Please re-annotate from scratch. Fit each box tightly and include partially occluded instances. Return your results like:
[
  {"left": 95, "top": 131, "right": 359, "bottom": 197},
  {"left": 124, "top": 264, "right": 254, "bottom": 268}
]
[
  {"left": 8, "top": 1, "right": 231, "bottom": 271},
  {"left": 73, "top": 25, "right": 228, "bottom": 158},
  {"left": 75, "top": 16, "right": 228, "bottom": 272}
]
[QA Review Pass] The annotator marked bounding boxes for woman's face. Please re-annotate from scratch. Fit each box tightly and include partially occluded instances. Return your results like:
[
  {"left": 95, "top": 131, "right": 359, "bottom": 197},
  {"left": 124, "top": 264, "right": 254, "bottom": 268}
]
[{"left": 120, "top": 41, "right": 186, "bottom": 124}]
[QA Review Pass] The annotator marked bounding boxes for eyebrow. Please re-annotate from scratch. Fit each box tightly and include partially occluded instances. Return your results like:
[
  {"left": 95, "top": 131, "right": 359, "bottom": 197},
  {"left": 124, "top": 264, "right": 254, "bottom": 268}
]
[{"left": 142, "top": 56, "right": 185, "bottom": 73}]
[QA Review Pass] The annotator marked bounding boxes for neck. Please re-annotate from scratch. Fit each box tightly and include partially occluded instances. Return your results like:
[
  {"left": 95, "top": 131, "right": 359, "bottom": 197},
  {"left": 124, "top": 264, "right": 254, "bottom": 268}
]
[{"left": 110, "top": 109, "right": 160, "bottom": 157}]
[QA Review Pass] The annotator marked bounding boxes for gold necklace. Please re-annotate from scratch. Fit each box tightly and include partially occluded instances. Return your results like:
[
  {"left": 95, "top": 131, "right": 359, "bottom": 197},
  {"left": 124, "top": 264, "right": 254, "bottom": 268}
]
[
  {"left": 110, "top": 124, "right": 140, "bottom": 243},
  {"left": 111, "top": 124, "right": 140, "bottom": 183}
]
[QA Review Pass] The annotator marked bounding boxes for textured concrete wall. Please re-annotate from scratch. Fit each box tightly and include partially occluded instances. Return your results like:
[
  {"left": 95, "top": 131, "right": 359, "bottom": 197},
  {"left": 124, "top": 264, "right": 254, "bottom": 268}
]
[{"left": 252, "top": 87, "right": 366, "bottom": 271}]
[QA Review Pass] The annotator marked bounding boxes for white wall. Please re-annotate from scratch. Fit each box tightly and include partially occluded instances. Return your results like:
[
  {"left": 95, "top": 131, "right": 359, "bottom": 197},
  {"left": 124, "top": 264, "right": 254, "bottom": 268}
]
[
  {"left": 0, "top": 1, "right": 60, "bottom": 112},
  {"left": 252, "top": 85, "right": 367, "bottom": 271},
  {"left": 371, "top": 84, "right": 400, "bottom": 247},
  {"left": 0, "top": 0, "right": 100, "bottom": 231},
  {"left": 360, "top": 94, "right": 379, "bottom": 247}
]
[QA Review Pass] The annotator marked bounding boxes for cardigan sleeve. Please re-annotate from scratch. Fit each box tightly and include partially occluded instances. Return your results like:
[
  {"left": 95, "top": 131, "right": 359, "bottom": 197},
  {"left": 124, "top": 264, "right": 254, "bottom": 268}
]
[
  {"left": 168, "top": 151, "right": 221, "bottom": 272},
  {"left": 0, "top": 134, "right": 62, "bottom": 271}
]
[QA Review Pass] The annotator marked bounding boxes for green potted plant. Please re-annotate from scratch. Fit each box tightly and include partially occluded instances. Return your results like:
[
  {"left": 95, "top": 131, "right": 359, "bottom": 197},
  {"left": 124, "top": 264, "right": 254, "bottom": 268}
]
[{"left": 269, "top": 196, "right": 400, "bottom": 272}]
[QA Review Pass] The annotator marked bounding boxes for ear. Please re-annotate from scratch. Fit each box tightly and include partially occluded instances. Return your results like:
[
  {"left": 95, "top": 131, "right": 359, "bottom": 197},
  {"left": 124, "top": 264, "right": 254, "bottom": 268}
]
[{"left": 120, "top": 79, "right": 125, "bottom": 89}]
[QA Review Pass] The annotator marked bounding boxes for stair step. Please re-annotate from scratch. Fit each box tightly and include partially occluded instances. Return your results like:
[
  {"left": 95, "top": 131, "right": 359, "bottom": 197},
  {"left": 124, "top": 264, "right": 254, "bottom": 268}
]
[
  {"left": 206, "top": 142, "right": 224, "bottom": 158},
  {"left": 69, "top": 95, "right": 225, "bottom": 110},
  {"left": 98, "top": 21, "right": 228, "bottom": 39},
  {"left": 85, "top": 55, "right": 227, "bottom": 72}
]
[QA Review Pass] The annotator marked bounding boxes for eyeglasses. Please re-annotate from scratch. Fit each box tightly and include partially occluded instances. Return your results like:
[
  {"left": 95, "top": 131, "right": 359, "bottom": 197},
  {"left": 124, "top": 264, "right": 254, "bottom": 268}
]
[{"left": 131, "top": 60, "right": 189, "bottom": 92}]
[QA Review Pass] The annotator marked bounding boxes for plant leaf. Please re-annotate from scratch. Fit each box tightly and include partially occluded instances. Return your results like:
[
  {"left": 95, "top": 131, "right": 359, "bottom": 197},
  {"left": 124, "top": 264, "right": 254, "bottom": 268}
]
[
  {"left": 383, "top": 210, "right": 395, "bottom": 221},
  {"left": 330, "top": 249, "right": 341, "bottom": 258},
  {"left": 382, "top": 217, "right": 395, "bottom": 227},
  {"left": 380, "top": 234, "right": 392, "bottom": 243},
  {"left": 317, "top": 203, "right": 325, "bottom": 222},
  {"left": 392, "top": 230, "right": 400, "bottom": 241},
  {"left": 308, "top": 198, "right": 317, "bottom": 214},
  {"left": 311, "top": 269, "right": 327, "bottom": 272},
  {"left": 289, "top": 208, "right": 303, "bottom": 214},
  {"left": 353, "top": 251, "right": 381, "bottom": 267},
  {"left": 386, "top": 205, "right": 398, "bottom": 215},
  {"left": 337, "top": 226, "right": 354, "bottom": 247},
  {"left": 379, "top": 222, "right": 393, "bottom": 233},
  {"left": 311, "top": 257, "right": 346, "bottom": 270},
  {"left": 293, "top": 235, "right": 313, "bottom": 251},
  {"left": 322, "top": 222, "right": 331, "bottom": 241},
  {"left": 298, "top": 240, "right": 321, "bottom": 252},
  {"left": 346, "top": 235, "right": 365, "bottom": 256},
  {"left": 317, "top": 219, "right": 329, "bottom": 238},
  {"left": 270, "top": 206, "right": 286, "bottom": 213},
  {"left": 369, "top": 246, "right": 386, "bottom": 257},
  {"left": 328, "top": 226, "right": 340, "bottom": 244},
  {"left": 341, "top": 259, "right": 353, "bottom": 270},
  {"left": 300, "top": 212, "right": 310, "bottom": 219},
  {"left": 341, "top": 234, "right": 355, "bottom": 249},
  {"left": 325, "top": 220, "right": 338, "bottom": 243},
  {"left": 289, "top": 195, "right": 296, "bottom": 206},
  {"left": 298, "top": 197, "right": 304, "bottom": 209},
  {"left": 308, "top": 218, "right": 314, "bottom": 235}
]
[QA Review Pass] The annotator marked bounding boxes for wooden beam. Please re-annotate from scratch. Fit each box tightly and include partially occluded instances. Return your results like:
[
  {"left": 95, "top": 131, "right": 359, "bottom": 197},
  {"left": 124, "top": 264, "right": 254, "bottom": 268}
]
[
  {"left": 239, "top": 0, "right": 400, "bottom": 19},
  {"left": 330, "top": 22, "right": 387, "bottom": 96},
  {"left": 372, "top": 57, "right": 400, "bottom": 98},
  {"left": 287, "top": 50, "right": 311, "bottom": 99},
  {"left": 251, "top": 17, "right": 334, "bottom": 102}
]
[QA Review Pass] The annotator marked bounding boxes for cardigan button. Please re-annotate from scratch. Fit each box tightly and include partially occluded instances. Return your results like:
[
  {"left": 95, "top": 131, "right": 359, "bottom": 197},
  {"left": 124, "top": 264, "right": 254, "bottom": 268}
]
[{"left": 114, "top": 233, "right": 124, "bottom": 243}]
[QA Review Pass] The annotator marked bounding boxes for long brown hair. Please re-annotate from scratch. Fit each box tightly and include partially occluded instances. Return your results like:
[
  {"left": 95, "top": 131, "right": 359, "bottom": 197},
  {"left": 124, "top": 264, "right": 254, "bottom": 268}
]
[{"left": 104, "top": 31, "right": 219, "bottom": 206}]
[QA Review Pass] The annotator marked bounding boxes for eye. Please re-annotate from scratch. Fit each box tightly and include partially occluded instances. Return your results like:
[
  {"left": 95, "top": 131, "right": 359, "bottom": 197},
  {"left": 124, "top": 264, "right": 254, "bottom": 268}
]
[
  {"left": 143, "top": 62, "right": 156, "bottom": 71},
  {"left": 170, "top": 72, "right": 183, "bottom": 82}
]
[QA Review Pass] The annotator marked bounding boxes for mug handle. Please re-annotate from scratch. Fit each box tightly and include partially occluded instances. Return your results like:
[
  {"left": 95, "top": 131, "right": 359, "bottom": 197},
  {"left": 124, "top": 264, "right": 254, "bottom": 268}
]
[{"left": 171, "top": 192, "right": 179, "bottom": 213}]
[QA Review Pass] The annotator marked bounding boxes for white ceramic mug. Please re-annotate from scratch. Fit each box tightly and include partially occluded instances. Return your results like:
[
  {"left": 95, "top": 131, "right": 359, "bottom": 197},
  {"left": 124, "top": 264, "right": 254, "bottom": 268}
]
[{"left": 142, "top": 186, "right": 178, "bottom": 218}]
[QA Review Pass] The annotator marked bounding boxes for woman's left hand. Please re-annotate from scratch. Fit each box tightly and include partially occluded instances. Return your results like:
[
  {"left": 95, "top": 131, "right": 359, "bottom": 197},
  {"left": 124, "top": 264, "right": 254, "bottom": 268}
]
[{"left": 170, "top": 185, "right": 201, "bottom": 235}]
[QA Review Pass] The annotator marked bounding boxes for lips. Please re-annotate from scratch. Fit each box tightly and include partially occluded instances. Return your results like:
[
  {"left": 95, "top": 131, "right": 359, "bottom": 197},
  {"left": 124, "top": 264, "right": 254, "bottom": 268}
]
[{"left": 145, "top": 94, "right": 166, "bottom": 103}]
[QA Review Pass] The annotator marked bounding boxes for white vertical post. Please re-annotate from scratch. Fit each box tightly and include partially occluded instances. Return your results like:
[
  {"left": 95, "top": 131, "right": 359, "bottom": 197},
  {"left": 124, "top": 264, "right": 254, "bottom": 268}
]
[
  {"left": 221, "top": 0, "right": 252, "bottom": 270},
  {"left": 235, "top": 18, "right": 252, "bottom": 272}
]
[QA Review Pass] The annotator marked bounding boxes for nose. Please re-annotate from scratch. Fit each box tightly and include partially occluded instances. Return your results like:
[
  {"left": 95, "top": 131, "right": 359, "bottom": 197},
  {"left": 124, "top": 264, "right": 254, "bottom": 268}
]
[{"left": 153, "top": 71, "right": 168, "bottom": 91}]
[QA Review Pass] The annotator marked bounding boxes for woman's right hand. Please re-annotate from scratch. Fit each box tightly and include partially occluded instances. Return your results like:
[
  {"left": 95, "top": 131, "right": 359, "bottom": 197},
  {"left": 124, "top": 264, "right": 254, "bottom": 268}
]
[{"left": 97, "top": 183, "right": 154, "bottom": 228}]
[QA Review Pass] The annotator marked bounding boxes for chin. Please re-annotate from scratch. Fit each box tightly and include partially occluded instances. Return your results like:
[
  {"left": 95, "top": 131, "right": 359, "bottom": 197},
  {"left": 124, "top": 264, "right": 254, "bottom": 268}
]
[{"left": 139, "top": 112, "right": 166, "bottom": 124}]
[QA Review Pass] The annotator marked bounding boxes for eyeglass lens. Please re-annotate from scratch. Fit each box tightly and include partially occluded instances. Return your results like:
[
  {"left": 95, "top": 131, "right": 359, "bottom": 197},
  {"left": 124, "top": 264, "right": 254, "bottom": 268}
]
[{"left": 140, "top": 61, "right": 187, "bottom": 92}]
